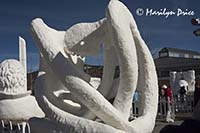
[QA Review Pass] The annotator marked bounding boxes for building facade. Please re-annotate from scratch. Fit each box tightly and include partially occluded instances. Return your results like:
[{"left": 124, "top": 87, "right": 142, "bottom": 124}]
[{"left": 155, "top": 47, "right": 200, "bottom": 86}]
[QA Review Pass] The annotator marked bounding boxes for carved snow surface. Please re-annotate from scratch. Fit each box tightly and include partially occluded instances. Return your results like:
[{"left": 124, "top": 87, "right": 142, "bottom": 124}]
[
  {"left": 0, "top": 59, "right": 44, "bottom": 121},
  {"left": 0, "top": 59, "right": 25, "bottom": 95},
  {"left": 29, "top": 0, "right": 158, "bottom": 133}
]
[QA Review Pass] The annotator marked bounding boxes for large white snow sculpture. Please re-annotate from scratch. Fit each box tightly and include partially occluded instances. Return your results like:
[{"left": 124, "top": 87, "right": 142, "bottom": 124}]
[{"left": 29, "top": 0, "right": 158, "bottom": 133}]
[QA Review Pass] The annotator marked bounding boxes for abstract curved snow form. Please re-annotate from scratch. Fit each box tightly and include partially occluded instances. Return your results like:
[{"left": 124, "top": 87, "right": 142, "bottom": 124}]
[
  {"left": 0, "top": 59, "right": 44, "bottom": 121},
  {"left": 29, "top": 0, "right": 158, "bottom": 133}
]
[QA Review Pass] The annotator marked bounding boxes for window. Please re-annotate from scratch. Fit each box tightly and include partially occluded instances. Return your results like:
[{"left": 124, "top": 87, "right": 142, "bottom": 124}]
[
  {"left": 196, "top": 69, "right": 200, "bottom": 76},
  {"left": 193, "top": 55, "right": 200, "bottom": 59},
  {"left": 184, "top": 54, "right": 189, "bottom": 58},
  {"left": 160, "top": 71, "right": 169, "bottom": 77},
  {"left": 160, "top": 52, "right": 168, "bottom": 57},
  {"left": 169, "top": 52, "right": 180, "bottom": 57}
]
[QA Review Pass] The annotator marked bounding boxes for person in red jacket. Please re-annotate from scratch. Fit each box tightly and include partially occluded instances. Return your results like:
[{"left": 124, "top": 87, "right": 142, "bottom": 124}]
[
  {"left": 164, "top": 85, "right": 173, "bottom": 103},
  {"left": 162, "top": 84, "right": 174, "bottom": 123}
]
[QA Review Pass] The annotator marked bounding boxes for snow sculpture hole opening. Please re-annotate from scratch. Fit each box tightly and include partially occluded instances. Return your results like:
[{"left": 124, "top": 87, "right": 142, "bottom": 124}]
[{"left": 80, "top": 41, "right": 85, "bottom": 46}]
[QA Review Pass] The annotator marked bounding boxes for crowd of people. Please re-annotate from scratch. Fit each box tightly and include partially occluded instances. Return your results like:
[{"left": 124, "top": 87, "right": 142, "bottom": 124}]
[{"left": 129, "top": 83, "right": 200, "bottom": 123}]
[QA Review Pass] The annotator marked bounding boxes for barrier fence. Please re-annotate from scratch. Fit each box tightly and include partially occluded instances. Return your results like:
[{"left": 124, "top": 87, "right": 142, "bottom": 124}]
[
  {"left": 131, "top": 94, "right": 194, "bottom": 120},
  {"left": 174, "top": 94, "right": 194, "bottom": 113}
]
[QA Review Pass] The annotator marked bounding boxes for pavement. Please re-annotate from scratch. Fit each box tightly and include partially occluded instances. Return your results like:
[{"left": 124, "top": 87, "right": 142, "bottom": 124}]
[
  {"left": 153, "top": 120, "right": 183, "bottom": 133},
  {"left": 152, "top": 112, "right": 192, "bottom": 133}
]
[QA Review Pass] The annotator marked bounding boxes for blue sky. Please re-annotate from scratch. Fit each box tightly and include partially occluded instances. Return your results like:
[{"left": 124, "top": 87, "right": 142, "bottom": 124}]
[{"left": 0, "top": 0, "right": 200, "bottom": 71}]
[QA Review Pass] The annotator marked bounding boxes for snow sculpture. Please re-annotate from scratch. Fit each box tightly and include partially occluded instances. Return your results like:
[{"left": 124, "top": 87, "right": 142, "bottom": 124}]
[
  {"left": 19, "top": 36, "right": 27, "bottom": 90},
  {"left": 0, "top": 59, "right": 44, "bottom": 121},
  {"left": 29, "top": 0, "right": 158, "bottom": 133},
  {"left": 183, "top": 70, "right": 195, "bottom": 93},
  {"left": 0, "top": 37, "right": 44, "bottom": 133},
  {"left": 170, "top": 70, "right": 195, "bottom": 95},
  {"left": 169, "top": 71, "right": 176, "bottom": 93},
  {"left": 0, "top": 60, "right": 26, "bottom": 95}
]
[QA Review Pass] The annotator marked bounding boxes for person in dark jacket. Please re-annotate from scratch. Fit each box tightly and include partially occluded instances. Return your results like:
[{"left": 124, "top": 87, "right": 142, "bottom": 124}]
[{"left": 194, "top": 84, "right": 200, "bottom": 107}]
